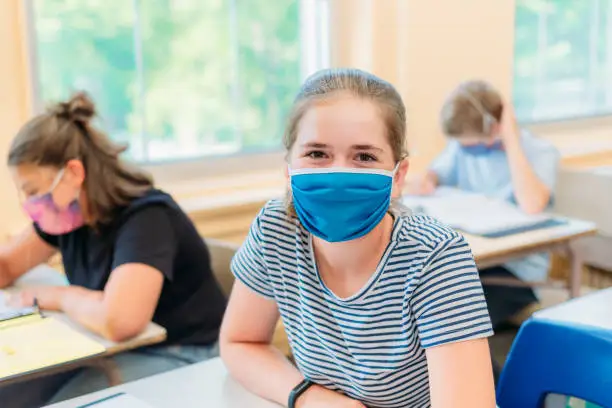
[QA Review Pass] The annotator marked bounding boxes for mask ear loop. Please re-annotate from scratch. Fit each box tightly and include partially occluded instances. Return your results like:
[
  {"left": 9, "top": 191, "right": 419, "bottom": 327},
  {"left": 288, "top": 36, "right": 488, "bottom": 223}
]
[
  {"left": 392, "top": 152, "right": 409, "bottom": 176},
  {"left": 48, "top": 168, "right": 66, "bottom": 192},
  {"left": 461, "top": 91, "right": 496, "bottom": 134},
  {"left": 50, "top": 167, "right": 82, "bottom": 211}
]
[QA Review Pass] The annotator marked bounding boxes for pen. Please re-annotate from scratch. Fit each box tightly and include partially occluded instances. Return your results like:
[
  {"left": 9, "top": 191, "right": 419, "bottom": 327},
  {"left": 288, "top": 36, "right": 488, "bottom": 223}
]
[{"left": 33, "top": 297, "right": 43, "bottom": 318}]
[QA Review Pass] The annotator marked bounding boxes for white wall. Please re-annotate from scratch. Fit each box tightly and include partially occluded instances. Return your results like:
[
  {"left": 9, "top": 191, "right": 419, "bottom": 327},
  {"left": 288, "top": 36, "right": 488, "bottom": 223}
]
[{"left": 0, "top": 2, "right": 30, "bottom": 238}]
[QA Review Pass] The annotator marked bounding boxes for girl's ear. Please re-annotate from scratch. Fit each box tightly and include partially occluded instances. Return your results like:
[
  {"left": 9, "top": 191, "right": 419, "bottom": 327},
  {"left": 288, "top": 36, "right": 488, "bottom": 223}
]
[
  {"left": 64, "top": 159, "right": 86, "bottom": 187},
  {"left": 392, "top": 159, "right": 409, "bottom": 199}
]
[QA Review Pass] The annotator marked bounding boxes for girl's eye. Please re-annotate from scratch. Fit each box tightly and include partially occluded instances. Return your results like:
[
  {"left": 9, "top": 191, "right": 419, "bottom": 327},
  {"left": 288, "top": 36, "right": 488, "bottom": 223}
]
[
  {"left": 356, "top": 152, "right": 377, "bottom": 162},
  {"left": 306, "top": 150, "right": 328, "bottom": 159}
]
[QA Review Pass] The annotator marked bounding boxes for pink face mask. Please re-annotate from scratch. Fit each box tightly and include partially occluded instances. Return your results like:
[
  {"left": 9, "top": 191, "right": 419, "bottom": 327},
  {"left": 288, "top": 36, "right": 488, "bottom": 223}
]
[{"left": 22, "top": 169, "right": 85, "bottom": 235}]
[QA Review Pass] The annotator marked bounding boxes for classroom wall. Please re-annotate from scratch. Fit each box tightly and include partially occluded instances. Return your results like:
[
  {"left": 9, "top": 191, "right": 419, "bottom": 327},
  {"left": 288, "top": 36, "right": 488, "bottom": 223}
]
[
  {"left": 331, "top": 0, "right": 516, "bottom": 166},
  {"left": 0, "top": 2, "right": 30, "bottom": 239}
]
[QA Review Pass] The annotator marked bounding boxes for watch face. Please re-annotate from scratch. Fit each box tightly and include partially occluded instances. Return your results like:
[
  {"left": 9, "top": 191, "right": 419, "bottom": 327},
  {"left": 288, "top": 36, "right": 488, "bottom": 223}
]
[{"left": 544, "top": 394, "right": 603, "bottom": 408}]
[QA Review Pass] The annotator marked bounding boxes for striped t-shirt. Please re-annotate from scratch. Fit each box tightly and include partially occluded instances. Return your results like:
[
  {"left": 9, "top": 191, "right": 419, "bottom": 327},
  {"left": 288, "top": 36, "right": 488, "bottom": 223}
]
[{"left": 231, "top": 199, "right": 493, "bottom": 407}]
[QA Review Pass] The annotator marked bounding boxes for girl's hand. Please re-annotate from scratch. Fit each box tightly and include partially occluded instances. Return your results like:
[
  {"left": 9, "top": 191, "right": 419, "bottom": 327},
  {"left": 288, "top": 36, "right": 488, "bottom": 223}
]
[{"left": 7, "top": 286, "right": 66, "bottom": 310}]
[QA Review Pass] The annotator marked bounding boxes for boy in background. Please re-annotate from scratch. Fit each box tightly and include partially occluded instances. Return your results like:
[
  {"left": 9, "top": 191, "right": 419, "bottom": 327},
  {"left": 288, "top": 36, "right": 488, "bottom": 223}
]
[{"left": 409, "top": 80, "right": 561, "bottom": 329}]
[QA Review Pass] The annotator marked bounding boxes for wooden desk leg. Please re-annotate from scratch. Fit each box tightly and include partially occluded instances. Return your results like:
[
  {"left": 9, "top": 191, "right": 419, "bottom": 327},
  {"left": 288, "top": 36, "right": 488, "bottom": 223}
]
[
  {"left": 83, "top": 358, "right": 123, "bottom": 386},
  {"left": 566, "top": 243, "right": 583, "bottom": 299}
]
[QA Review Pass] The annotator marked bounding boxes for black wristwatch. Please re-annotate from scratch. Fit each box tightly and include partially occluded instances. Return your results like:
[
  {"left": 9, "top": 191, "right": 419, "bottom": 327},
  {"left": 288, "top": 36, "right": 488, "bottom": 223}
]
[{"left": 288, "top": 379, "right": 314, "bottom": 408}]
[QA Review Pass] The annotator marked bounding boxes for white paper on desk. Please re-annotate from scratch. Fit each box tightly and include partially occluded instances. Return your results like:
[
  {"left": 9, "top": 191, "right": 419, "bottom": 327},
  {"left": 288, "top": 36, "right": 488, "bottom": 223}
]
[
  {"left": 0, "top": 290, "right": 16, "bottom": 315},
  {"left": 402, "top": 187, "right": 552, "bottom": 236},
  {"left": 76, "top": 393, "right": 153, "bottom": 408}
]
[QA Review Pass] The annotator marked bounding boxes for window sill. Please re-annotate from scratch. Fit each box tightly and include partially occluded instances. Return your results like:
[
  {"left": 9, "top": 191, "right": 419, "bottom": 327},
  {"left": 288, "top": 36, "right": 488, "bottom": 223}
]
[
  {"left": 528, "top": 115, "right": 612, "bottom": 164},
  {"left": 161, "top": 169, "right": 286, "bottom": 219},
  {"left": 157, "top": 116, "right": 612, "bottom": 219}
]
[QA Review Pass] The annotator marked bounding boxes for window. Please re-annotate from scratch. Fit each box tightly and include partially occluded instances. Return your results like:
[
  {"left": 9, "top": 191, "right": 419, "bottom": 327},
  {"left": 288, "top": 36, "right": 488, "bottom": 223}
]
[
  {"left": 513, "top": 0, "right": 612, "bottom": 123},
  {"left": 28, "top": 0, "right": 329, "bottom": 163}
]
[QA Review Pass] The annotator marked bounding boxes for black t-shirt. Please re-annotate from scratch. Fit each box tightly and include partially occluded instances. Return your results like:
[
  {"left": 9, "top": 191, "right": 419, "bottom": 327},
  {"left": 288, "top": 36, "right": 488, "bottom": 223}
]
[{"left": 34, "top": 189, "right": 226, "bottom": 346}]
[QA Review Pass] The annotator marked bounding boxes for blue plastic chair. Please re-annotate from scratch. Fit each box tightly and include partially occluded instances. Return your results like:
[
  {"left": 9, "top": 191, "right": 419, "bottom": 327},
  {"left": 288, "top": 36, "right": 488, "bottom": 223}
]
[{"left": 496, "top": 317, "right": 612, "bottom": 408}]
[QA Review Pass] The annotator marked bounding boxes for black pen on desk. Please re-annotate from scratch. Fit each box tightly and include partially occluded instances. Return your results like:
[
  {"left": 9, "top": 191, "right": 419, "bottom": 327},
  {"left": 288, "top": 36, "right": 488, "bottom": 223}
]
[{"left": 33, "top": 296, "right": 44, "bottom": 318}]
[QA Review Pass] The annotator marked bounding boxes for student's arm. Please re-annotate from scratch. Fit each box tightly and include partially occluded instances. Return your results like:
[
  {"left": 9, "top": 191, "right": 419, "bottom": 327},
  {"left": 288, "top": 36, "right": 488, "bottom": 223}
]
[
  {"left": 412, "top": 234, "right": 496, "bottom": 408},
  {"left": 221, "top": 284, "right": 363, "bottom": 408},
  {"left": 0, "top": 226, "right": 57, "bottom": 288},
  {"left": 406, "top": 171, "right": 438, "bottom": 196},
  {"left": 406, "top": 143, "right": 458, "bottom": 196},
  {"left": 14, "top": 263, "right": 164, "bottom": 342},
  {"left": 11, "top": 207, "right": 172, "bottom": 342},
  {"left": 221, "top": 215, "right": 364, "bottom": 408},
  {"left": 410, "top": 141, "right": 459, "bottom": 194},
  {"left": 426, "top": 338, "right": 496, "bottom": 408},
  {"left": 501, "top": 104, "right": 559, "bottom": 214}
]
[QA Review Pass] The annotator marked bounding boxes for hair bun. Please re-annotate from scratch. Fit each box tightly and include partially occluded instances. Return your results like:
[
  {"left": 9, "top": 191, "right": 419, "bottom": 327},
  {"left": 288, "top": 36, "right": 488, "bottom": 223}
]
[{"left": 50, "top": 92, "right": 96, "bottom": 124}]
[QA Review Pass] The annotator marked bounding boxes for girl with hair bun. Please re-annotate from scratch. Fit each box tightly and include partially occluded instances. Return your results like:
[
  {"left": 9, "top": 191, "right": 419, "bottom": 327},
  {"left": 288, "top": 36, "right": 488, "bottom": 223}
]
[{"left": 0, "top": 93, "right": 226, "bottom": 407}]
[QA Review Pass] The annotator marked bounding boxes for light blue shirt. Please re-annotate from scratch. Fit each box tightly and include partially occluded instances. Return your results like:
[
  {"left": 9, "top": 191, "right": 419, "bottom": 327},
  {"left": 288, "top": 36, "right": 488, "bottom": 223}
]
[{"left": 430, "top": 130, "right": 561, "bottom": 282}]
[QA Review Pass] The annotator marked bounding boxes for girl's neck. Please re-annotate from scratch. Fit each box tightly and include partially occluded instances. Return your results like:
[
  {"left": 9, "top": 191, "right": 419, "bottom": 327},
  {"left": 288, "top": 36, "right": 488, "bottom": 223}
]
[
  {"left": 78, "top": 191, "right": 95, "bottom": 225},
  {"left": 312, "top": 213, "right": 395, "bottom": 278}
]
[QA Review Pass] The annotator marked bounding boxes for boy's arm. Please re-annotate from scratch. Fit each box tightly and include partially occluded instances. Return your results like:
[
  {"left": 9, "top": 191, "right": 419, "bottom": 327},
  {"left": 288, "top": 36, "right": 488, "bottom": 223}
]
[
  {"left": 429, "top": 141, "right": 459, "bottom": 187},
  {"left": 501, "top": 104, "right": 558, "bottom": 214},
  {"left": 406, "top": 143, "right": 456, "bottom": 196}
]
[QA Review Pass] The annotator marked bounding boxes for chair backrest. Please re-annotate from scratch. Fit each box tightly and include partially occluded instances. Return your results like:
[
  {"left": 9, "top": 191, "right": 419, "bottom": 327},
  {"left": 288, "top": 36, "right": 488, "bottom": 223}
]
[
  {"left": 205, "top": 238, "right": 240, "bottom": 297},
  {"left": 497, "top": 318, "right": 612, "bottom": 408}
]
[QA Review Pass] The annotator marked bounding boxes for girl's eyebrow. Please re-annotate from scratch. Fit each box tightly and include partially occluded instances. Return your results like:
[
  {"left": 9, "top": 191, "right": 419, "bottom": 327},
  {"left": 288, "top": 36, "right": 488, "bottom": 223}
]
[
  {"left": 300, "top": 142, "right": 329, "bottom": 149},
  {"left": 352, "top": 144, "right": 383, "bottom": 152}
]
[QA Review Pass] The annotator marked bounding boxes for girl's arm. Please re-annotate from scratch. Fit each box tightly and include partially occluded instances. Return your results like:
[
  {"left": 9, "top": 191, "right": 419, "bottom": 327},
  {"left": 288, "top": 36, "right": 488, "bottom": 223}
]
[
  {"left": 11, "top": 263, "right": 164, "bottom": 342},
  {"left": 0, "top": 226, "right": 57, "bottom": 288},
  {"left": 220, "top": 281, "right": 364, "bottom": 408},
  {"left": 426, "top": 337, "right": 497, "bottom": 408}
]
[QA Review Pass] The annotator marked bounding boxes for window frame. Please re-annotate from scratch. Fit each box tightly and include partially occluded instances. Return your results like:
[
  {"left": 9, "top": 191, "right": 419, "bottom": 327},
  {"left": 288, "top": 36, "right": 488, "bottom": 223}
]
[
  {"left": 513, "top": 0, "right": 612, "bottom": 125},
  {"left": 23, "top": 0, "right": 330, "bottom": 186}
]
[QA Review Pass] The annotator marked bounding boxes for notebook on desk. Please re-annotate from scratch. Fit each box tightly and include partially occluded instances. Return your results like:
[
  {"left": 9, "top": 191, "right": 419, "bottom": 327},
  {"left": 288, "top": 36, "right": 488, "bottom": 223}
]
[
  {"left": 402, "top": 187, "right": 567, "bottom": 238},
  {"left": 0, "top": 292, "right": 106, "bottom": 381}
]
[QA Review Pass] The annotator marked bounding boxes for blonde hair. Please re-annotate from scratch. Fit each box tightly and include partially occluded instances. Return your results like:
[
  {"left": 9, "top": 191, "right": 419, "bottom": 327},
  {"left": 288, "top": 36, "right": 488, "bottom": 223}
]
[
  {"left": 440, "top": 80, "right": 503, "bottom": 137},
  {"left": 283, "top": 68, "right": 408, "bottom": 215},
  {"left": 7, "top": 92, "right": 153, "bottom": 226}
]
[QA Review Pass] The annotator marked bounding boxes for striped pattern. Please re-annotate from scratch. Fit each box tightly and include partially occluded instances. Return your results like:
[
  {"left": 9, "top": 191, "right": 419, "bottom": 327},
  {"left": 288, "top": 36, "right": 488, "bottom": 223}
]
[{"left": 232, "top": 200, "right": 493, "bottom": 407}]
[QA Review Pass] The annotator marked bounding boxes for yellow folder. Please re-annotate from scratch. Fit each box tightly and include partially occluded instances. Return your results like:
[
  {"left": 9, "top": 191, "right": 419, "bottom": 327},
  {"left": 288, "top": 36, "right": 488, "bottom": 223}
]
[{"left": 0, "top": 314, "right": 106, "bottom": 380}]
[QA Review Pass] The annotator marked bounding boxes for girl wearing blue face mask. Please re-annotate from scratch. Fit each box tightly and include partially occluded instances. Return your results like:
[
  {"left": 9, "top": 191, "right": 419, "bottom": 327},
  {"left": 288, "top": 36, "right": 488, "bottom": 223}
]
[
  {"left": 0, "top": 93, "right": 226, "bottom": 407},
  {"left": 221, "top": 68, "right": 496, "bottom": 408}
]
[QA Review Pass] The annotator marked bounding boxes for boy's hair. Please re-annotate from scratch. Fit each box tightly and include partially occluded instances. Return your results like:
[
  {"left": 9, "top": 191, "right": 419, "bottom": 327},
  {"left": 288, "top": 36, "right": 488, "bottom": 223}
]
[
  {"left": 8, "top": 92, "right": 154, "bottom": 227},
  {"left": 440, "top": 80, "right": 503, "bottom": 137}
]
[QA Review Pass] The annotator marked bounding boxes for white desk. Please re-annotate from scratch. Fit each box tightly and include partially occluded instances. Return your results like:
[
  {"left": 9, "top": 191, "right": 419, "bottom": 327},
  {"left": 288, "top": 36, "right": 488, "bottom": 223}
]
[
  {"left": 1, "top": 266, "right": 167, "bottom": 386},
  {"left": 46, "top": 358, "right": 278, "bottom": 408},
  {"left": 533, "top": 287, "right": 612, "bottom": 329}
]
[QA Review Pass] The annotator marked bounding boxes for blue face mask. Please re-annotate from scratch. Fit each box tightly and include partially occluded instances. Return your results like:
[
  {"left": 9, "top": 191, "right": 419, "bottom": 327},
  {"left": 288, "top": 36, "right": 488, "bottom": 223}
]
[
  {"left": 460, "top": 140, "right": 504, "bottom": 156},
  {"left": 289, "top": 166, "right": 395, "bottom": 243}
]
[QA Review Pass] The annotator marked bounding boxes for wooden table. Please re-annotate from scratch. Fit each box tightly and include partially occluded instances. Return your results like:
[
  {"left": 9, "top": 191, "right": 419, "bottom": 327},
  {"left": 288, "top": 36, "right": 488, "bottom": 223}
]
[
  {"left": 0, "top": 266, "right": 167, "bottom": 387},
  {"left": 465, "top": 218, "right": 598, "bottom": 298},
  {"left": 46, "top": 358, "right": 278, "bottom": 408}
]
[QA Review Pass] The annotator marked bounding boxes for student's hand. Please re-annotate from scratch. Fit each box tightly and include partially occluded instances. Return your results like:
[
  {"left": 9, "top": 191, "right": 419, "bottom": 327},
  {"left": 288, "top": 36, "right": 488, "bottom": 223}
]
[
  {"left": 499, "top": 101, "right": 520, "bottom": 145},
  {"left": 406, "top": 172, "right": 437, "bottom": 196},
  {"left": 296, "top": 385, "right": 366, "bottom": 408},
  {"left": 0, "top": 265, "right": 12, "bottom": 289},
  {"left": 7, "top": 286, "right": 66, "bottom": 311}
]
